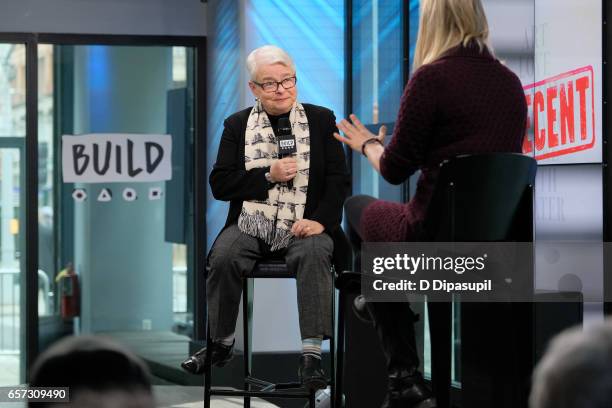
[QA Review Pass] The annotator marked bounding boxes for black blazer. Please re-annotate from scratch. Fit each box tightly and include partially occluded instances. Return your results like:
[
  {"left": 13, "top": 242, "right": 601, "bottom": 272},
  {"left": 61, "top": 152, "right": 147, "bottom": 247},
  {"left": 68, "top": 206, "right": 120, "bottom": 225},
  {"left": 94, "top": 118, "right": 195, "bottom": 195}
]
[{"left": 209, "top": 103, "right": 352, "bottom": 270}]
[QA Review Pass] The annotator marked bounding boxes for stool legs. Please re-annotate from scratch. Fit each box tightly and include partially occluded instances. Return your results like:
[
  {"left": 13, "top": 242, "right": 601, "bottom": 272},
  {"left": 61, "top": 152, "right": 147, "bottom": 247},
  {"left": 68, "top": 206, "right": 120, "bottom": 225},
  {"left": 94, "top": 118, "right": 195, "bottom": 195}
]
[
  {"left": 335, "top": 289, "right": 345, "bottom": 408},
  {"left": 203, "top": 270, "right": 336, "bottom": 407},
  {"left": 330, "top": 284, "right": 337, "bottom": 408},
  {"left": 309, "top": 390, "right": 316, "bottom": 407},
  {"left": 204, "top": 321, "right": 213, "bottom": 408},
  {"left": 243, "top": 279, "right": 253, "bottom": 408}
]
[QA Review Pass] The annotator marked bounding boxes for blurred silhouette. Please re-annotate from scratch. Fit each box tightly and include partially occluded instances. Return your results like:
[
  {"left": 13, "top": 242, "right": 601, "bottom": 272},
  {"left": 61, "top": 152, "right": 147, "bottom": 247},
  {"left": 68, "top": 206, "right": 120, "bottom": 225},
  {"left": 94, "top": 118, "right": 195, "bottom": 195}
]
[
  {"left": 29, "top": 335, "right": 154, "bottom": 408},
  {"left": 530, "top": 319, "right": 612, "bottom": 408}
]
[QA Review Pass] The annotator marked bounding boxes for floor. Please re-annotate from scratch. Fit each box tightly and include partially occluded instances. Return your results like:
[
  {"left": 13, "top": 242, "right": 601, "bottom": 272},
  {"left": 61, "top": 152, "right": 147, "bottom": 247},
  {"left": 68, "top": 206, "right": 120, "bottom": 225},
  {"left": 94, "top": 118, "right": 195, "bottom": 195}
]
[
  {"left": 155, "top": 386, "right": 280, "bottom": 407},
  {"left": 0, "top": 332, "right": 283, "bottom": 407},
  {"left": 0, "top": 355, "right": 18, "bottom": 386},
  {"left": 0, "top": 386, "right": 280, "bottom": 407}
]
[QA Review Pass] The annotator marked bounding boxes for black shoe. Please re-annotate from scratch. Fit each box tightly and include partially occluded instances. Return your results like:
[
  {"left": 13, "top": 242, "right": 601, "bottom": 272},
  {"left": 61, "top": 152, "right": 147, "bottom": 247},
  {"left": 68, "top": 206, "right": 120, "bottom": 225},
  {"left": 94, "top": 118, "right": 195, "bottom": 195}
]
[
  {"left": 298, "top": 355, "right": 327, "bottom": 391},
  {"left": 352, "top": 294, "right": 373, "bottom": 324},
  {"left": 180, "top": 341, "right": 234, "bottom": 375},
  {"left": 381, "top": 370, "right": 436, "bottom": 408}
]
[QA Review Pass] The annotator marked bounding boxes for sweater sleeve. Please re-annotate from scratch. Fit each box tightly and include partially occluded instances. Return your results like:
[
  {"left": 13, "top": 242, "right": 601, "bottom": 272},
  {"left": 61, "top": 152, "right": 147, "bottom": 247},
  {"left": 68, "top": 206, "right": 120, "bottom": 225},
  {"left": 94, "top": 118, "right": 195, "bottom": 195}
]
[
  {"left": 209, "top": 117, "right": 271, "bottom": 202},
  {"left": 380, "top": 66, "right": 438, "bottom": 185}
]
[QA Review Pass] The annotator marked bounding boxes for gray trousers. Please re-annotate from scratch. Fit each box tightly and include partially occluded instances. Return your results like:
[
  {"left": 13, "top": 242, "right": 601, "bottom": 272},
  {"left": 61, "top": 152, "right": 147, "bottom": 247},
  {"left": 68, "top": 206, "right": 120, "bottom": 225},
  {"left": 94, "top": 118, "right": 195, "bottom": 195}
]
[{"left": 207, "top": 223, "right": 334, "bottom": 340}]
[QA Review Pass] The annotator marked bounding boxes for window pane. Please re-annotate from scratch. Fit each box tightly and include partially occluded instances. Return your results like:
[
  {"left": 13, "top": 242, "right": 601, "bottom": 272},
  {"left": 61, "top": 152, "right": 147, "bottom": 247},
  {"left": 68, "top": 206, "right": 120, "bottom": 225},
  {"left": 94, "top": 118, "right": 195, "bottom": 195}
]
[
  {"left": 352, "top": 0, "right": 402, "bottom": 124},
  {"left": 0, "top": 43, "right": 25, "bottom": 386},
  {"left": 351, "top": 0, "right": 403, "bottom": 200},
  {"left": 0, "top": 45, "right": 26, "bottom": 137}
]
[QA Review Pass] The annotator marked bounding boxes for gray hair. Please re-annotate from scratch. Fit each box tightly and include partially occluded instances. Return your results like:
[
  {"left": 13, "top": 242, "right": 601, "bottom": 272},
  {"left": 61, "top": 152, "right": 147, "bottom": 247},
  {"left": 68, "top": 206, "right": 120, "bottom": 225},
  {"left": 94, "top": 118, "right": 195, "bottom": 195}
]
[
  {"left": 29, "top": 335, "right": 153, "bottom": 408},
  {"left": 246, "top": 45, "right": 295, "bottom": 80},
  {"left": 530, "top": 320, "right": 612, "bottom": 408}
]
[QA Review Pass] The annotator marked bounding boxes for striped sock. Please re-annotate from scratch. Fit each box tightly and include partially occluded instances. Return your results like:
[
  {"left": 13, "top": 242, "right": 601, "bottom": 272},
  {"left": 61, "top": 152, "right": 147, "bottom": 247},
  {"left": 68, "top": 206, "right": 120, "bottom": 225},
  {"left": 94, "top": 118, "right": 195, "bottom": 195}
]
[
  {"left": 302, "top": 337, "right": 322, "bottom": 359},
  {"left": 215, "top": 333, "right": 235, "bottom": 347}
]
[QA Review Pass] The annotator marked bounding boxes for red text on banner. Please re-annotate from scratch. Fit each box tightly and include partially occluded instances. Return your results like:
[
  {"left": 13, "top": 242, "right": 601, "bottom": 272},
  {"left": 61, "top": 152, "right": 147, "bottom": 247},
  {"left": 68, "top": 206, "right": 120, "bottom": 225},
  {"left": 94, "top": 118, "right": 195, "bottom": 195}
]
[{"left": 522, "top": 66, "right": 595, "bottom": 161}]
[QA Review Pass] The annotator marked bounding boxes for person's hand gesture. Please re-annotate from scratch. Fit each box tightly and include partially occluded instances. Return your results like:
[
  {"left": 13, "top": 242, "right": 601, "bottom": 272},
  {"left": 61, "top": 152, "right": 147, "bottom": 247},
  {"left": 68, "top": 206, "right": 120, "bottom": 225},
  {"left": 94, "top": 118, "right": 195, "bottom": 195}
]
[{"left": 334, "top": 114, "right": 386, "bottom": 153}]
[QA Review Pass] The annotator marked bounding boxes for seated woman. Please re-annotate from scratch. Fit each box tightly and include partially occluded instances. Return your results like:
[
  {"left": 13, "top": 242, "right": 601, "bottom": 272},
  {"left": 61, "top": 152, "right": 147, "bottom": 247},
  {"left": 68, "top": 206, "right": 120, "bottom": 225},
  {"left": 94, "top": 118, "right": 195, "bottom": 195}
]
[
  {"left": 334, "top": 0, "right": 527, "bottom": 407},
  {"left": 181, "top": 45, "right": 349, "bottom": 391}
]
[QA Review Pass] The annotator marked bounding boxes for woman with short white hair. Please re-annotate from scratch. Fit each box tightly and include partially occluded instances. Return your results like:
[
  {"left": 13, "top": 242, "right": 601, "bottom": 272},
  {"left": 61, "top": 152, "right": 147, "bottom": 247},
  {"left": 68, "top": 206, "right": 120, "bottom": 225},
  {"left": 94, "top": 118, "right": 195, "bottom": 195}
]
[{"left": 181, "top": 45, "right": 349, "bottom": 391}]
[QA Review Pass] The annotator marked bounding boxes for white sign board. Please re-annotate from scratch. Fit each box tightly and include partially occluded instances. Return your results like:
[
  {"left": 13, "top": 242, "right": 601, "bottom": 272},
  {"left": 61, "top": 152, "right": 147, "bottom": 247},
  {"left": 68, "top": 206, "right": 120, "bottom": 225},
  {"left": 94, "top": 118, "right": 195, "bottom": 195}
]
[
  {"left": 523, "top": 66, "right": 595, "bottom": 161},
  {"left": 524, "top": 0, "right": 602, "bottom": 164},
  {"left": 62, "top": 133, "right": 172, "bottom": 183}
]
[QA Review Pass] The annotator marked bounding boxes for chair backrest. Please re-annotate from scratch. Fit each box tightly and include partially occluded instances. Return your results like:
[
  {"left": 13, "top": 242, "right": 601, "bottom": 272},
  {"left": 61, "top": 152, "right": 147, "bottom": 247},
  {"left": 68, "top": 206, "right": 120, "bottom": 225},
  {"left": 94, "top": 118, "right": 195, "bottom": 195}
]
[{"left": 421, "top": 153, "right": 537, "bottom": 242}]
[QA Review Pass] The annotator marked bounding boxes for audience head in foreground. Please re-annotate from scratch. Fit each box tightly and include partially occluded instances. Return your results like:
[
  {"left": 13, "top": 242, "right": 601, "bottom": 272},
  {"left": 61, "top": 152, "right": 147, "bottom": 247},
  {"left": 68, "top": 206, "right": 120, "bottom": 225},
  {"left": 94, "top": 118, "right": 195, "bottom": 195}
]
[
  {"left": 530, "top": 320, "right": 612, "bottom": 408},
  {"left": 29, "top": 335, "right": 154, "bottom": 408}
]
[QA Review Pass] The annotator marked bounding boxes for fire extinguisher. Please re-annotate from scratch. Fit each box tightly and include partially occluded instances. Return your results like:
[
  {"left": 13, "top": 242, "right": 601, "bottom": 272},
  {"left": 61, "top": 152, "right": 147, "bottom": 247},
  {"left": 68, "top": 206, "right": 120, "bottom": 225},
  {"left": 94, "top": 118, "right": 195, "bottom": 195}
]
[{"left": 57, "top": 263, "right": 80, "bottom": 319}]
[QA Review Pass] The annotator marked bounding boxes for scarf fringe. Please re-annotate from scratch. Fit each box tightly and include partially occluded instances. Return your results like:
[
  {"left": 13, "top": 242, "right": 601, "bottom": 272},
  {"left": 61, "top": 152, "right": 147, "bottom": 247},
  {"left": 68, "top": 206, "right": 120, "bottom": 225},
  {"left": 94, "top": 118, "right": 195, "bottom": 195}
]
[
  {"left": 238, "top": 209, "right": 276, "bottom": 244},
  {"left": 238, "top": 208, "right": 294, "bottom": 250},
  {"left": 270, "top": 228, "right": 293, "bottom": 251}
]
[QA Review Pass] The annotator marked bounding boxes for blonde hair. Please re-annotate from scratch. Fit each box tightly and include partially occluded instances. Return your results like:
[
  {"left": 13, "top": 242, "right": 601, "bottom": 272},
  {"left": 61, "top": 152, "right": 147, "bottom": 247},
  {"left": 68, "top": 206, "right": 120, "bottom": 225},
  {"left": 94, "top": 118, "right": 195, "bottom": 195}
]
[
  {"left": 246, "top": 45, "right": 296, "bottom": 80},
  {"left": 413, "top": 0, "right": 491, "bottom": 71}
]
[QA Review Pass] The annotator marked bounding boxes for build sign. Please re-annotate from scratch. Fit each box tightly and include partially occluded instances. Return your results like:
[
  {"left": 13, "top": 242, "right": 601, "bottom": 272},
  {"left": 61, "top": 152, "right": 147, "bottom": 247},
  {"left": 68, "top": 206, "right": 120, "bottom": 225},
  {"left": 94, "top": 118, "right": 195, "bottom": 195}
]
[
  {"left": 62, "top": 134, "right": 172, "bottom": 203},
  {"left": 62, "top": 134, "right": 172, "bottom": 183}
]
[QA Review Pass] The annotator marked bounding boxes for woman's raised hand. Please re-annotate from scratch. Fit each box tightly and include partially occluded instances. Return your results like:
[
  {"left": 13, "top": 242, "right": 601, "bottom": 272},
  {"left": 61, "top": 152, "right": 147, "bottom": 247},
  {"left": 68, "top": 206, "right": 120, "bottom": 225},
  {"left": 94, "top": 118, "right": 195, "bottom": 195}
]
[{"left": 334, "top": 114, "right": 386, "bottom": 153}]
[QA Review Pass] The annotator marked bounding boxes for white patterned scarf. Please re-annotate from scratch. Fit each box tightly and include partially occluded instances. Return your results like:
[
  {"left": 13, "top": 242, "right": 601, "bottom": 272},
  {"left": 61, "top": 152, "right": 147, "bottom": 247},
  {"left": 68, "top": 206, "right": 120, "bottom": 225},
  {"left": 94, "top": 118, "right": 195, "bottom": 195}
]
[{"left": 238, "top": 100, "right": 310, "bottom": 250}]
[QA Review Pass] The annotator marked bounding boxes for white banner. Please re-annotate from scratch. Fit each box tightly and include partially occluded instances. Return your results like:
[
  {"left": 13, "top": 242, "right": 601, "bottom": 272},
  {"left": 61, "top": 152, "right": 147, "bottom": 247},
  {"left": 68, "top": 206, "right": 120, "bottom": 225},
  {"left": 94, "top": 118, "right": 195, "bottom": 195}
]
[
  {"left": 528, "top": 0, "right": 602, "bottom": 164},
  {"left": 523, "top": 66, "right": 595, "bottom": 161},
  {"left": 62, "top": 133, "right": 172, "bottom": 183}
]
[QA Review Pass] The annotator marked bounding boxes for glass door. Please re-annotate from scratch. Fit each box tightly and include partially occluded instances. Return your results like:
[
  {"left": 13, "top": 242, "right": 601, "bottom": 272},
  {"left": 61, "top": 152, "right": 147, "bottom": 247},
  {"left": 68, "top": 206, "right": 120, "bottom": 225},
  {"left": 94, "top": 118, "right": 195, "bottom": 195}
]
[
  {"left": 0, "top": 43, "right": 26, "bottom": 386},
  {"left": 37, "top": 42, "right": 198, "bottom": 370}
]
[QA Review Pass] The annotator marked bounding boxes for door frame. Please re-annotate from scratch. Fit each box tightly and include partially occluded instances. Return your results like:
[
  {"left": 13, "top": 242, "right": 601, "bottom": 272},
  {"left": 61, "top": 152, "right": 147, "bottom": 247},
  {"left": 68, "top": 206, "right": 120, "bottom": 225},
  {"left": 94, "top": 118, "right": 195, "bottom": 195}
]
[{"left": 0, "top": 32, "right": 207, "bottom": 381}]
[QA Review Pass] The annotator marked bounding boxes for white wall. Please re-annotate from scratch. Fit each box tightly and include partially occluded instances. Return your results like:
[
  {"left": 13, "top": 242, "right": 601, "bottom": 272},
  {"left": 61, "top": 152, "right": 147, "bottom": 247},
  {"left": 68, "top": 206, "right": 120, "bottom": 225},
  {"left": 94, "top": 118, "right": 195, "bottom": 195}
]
[{"left": 0, "top": 0, "right": 206, "bottom": 36}]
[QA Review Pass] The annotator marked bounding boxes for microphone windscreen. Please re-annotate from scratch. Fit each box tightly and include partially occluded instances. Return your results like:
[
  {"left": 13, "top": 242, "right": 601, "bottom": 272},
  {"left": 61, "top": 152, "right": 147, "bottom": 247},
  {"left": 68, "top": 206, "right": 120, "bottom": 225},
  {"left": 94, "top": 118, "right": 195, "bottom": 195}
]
[{"left": 277, "top": 117, "right": 292, "bottom": 136}]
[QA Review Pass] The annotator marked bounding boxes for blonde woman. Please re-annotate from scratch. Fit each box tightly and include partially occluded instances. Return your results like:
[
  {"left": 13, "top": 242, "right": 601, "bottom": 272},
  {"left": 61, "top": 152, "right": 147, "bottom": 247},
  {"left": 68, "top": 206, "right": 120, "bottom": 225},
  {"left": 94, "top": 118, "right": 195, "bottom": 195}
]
[{"left": 335, "top": 1, "right": 527, "bottom": 407}]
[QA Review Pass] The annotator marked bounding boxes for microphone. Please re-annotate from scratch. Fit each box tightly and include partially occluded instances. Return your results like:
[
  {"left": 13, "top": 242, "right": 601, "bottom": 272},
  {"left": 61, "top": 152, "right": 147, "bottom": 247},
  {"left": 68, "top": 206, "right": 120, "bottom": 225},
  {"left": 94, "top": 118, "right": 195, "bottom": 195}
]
[{"left": 277, "top": 117, "right": 296, "bottom": 189}]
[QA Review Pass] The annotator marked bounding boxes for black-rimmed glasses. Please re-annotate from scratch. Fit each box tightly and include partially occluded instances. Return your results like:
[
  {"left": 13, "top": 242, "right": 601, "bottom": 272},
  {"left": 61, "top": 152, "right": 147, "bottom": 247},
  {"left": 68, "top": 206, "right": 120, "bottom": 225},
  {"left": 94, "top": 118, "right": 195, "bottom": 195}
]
[{"left": 252, "top": 76, "right": 297, "bottom": 93}]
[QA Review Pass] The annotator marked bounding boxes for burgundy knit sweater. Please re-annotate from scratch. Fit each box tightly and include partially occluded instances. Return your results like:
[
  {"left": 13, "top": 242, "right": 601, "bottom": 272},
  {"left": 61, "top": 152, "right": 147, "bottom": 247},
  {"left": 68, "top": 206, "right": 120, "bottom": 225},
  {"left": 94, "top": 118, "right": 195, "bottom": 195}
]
[{"left": 362, "top": 42, "right": 527, "bottom": 242}]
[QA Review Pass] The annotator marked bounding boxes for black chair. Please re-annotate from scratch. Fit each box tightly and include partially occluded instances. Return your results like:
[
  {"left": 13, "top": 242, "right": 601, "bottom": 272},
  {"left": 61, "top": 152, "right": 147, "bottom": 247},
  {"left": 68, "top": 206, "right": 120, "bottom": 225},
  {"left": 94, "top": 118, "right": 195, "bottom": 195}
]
[
  {"left": 421, "top": 152, "right": 536, "bottom": 243},
  {"left": 335, "top": 153, "right": 537, "bottom": 408},
  {"left": 203, "top": 259, "right": 339, "bottom": 408},
  {"left": 422, "top": 153, "right": 536, "bottom": 408}
]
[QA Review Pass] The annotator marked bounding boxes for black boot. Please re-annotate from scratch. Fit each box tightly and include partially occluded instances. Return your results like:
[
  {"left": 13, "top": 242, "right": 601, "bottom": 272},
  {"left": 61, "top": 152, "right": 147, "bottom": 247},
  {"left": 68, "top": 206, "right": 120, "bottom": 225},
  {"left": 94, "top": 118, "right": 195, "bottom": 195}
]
[
  {"left": 381, "top": 369, "right": 436, "bottom": 408},
  {"left": 352, "top": 294, "right": 373, "bottom": 323},
  {"left": 180, "top": 341, "right": 234, "bottom": 375},
  {"left": 298, "top": 355, "right": 328, "bottom": 391},
  {"left": 366, "top": 302, "right": 435, "bottom": 408}
]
